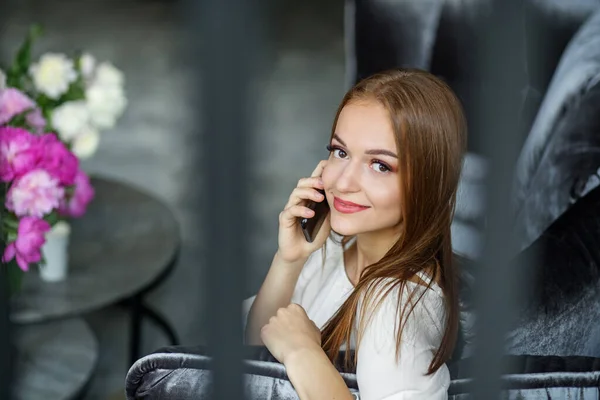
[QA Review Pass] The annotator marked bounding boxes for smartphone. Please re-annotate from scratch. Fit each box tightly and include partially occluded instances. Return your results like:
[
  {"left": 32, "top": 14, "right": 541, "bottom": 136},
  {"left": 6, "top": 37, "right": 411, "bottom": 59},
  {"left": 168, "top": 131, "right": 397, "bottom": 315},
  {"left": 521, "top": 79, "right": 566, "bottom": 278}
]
[{"left": 300, "top": 189, "right": 330, "bottom": 243}]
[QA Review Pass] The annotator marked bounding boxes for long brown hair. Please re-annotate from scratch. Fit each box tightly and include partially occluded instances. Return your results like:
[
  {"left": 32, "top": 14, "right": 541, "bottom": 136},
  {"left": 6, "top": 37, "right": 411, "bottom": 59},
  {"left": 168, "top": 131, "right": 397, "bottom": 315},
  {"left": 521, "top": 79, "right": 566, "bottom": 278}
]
[{"left": 320, "top": 69, "right": 467, "bottom": 374}]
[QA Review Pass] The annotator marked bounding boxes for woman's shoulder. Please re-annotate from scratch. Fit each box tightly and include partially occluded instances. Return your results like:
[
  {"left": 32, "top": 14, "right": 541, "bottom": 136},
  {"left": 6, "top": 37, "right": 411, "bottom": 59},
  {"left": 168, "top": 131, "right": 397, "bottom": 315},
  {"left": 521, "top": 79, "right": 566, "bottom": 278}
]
[
  {"left": 362, "top": 276, "right": 445, "bottom": 309},
  {"left": 358, "top": 277, "right": 446, "bottom": 344}
]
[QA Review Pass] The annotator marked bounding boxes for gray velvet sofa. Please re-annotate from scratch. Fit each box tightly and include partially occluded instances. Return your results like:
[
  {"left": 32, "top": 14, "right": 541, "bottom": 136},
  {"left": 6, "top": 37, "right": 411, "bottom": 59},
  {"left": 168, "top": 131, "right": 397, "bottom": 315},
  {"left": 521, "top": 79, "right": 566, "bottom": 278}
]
[
  {"left": 126, "top": 0, "right": 600, "bottom": 398},
  {"left": 126, "top": 182, "right": 600, "bottom": 398}
]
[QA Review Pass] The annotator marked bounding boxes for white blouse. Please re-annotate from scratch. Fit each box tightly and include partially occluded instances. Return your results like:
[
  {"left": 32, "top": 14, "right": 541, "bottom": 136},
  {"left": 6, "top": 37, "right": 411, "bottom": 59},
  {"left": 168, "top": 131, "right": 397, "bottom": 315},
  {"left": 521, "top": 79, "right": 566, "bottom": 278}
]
[{"left": 243, "top": 237, "right": 450, "bottom": 400}]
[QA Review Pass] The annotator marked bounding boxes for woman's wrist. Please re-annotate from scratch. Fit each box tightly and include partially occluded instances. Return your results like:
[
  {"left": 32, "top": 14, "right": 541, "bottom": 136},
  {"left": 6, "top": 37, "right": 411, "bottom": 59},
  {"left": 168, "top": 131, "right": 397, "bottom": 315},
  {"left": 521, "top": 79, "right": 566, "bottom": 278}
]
[
  {"left": 274, "top": 249, "right": 308, "bottom": 269},
  {"left": 283, "top": 343, "right": 325, "bottom": 368},
  {"left": 284, "top": 345, "right": 354, "bottom": 400}
]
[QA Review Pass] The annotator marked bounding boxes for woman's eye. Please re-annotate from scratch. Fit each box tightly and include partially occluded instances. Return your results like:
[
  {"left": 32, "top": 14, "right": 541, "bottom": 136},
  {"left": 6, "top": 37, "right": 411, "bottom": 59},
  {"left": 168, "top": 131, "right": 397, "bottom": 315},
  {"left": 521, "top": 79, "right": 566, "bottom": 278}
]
[
  {"left": 372, "top": 162, "right": 390, "bottom": 173},
  {"left": 333, "top": 148, "right": 347, "bottom": 159}
]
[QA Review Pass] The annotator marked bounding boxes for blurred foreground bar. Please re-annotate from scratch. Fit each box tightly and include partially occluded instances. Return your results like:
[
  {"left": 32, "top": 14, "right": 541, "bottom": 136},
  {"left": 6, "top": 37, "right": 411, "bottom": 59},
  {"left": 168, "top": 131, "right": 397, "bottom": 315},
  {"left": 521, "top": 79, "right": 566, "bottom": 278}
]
[
  {"left": 471, "top": 0, "right": 533, "bottom": 398},
  {"left": 184, "top": 0, "right": 263, "bottom": 398},
  {"left": 0, "top": 0, "right": 14, "bottom": 397}
]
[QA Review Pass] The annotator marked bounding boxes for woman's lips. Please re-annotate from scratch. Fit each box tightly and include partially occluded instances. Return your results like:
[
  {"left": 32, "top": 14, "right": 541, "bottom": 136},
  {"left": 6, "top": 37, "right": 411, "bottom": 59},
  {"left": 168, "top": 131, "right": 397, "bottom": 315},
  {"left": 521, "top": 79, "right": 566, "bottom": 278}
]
[{"left": 333, "top": 196, "right": 370, "bottom": 214}]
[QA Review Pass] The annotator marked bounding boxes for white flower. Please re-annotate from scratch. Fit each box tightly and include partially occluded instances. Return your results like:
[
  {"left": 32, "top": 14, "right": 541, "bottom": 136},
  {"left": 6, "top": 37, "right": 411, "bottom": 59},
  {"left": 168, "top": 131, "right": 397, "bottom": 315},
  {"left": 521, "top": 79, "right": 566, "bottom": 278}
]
[
  {"left": 86, "top": 83, "right": 127, "bottom": 129},
  {"left": 29, "top": 53, "right": 77, "bottom": 99},
  {"left": 71, "top": 126, "right": 100, "bottom": 159},
  {"left": 0, "top": 69, "right": 6, "bottom": 90},
  {"left": 51, "top": 101, "right": 90, "bottom": 142},
  {"left": 79, "top": 53, "right": 96, "bottom": 80},
  {"left": 94, "top": 62, "right": 124, "bottom": 87},
  {"left": 81, "top": 60, "right": 126, "bottom": 130}
]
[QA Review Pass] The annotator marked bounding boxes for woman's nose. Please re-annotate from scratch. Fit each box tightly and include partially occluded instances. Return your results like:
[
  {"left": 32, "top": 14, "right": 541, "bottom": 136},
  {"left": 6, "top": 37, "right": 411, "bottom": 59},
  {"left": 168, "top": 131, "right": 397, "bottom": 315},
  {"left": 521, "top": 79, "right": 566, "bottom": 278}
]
[{"left": 334, "top": 162, "right": 361, "bottom": 193}]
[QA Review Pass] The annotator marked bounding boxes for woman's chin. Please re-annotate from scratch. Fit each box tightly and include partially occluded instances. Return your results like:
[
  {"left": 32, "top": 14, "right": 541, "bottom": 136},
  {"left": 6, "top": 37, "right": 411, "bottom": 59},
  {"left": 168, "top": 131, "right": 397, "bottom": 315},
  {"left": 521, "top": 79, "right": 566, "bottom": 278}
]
[{"left": 330, "top": 217, "right": 360, "bottom": 237}]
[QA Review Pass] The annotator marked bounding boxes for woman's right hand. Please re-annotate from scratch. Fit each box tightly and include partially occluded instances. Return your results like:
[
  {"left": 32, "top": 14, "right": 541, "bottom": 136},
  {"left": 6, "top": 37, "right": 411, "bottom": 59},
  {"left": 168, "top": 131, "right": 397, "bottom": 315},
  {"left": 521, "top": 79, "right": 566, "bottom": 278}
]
[{"left": 277, "top": 160, "right": 331, "bottom": 264}]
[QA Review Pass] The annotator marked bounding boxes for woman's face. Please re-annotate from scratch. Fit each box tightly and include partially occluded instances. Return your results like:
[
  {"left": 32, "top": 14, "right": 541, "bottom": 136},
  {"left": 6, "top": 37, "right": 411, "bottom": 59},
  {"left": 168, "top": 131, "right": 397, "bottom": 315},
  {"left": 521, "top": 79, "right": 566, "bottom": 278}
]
[{"left": 321, "top": 100, "right": 402, "bottom": 238}]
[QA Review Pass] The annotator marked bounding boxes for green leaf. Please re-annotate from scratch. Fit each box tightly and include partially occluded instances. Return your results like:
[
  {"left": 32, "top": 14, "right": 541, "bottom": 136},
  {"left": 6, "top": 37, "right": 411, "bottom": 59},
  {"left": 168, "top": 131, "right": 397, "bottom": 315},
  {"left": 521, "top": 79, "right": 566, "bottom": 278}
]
[
  {"left": 6, "top": 108, "right": 35, "bottom": 129},
  {"left": 44, "top": 211, "right": 60, "bottom": 226},
  {"left": 17, "top": 25, "right": 43, "bottom": 69},
  {"left": 6, "top": 24, "right": 43, "bottom": 90},
  {"left": 65, "top": 185, "right": 75, "bottom": 197},
  {"left": 3, "top": 219, "right": 18, "bottom": 230},
  {"left": 59, "top": 78, "right": 86, "bottom": 103},
  {"left": 2, "top": 212, "right": 19, "bottom": 229}
]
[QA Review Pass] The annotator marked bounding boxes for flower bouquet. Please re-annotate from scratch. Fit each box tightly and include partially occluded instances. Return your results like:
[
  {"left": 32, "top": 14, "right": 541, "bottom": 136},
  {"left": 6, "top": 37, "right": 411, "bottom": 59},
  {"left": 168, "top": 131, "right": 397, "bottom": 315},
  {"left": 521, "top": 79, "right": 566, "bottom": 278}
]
[{"left": 0, "top": 25, "right": 127, "bottom": 293}]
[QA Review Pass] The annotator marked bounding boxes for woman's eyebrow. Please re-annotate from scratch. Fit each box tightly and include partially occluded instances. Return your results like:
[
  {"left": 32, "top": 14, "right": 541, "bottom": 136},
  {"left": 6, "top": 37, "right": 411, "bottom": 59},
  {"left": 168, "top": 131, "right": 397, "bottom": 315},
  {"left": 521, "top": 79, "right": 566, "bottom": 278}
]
[
  {"left": 332, "top": 134, "right": 347, "bottom": 146},
  {"left": 365, "top": 149, "right": 398, "bottom": 158},
  {"left": 332, "top": 133, "right": 398, "bottom": 159}
]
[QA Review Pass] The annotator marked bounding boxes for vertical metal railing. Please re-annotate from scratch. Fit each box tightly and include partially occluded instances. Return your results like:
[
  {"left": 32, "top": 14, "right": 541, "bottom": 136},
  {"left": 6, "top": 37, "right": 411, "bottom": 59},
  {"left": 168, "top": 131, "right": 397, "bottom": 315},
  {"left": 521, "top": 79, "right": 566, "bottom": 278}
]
[
  {"left": 184, "top": 1, "right": 263, "bottom": 398},
  {"left": 471, "top": 0, "right": 534, "bottom": 398}
]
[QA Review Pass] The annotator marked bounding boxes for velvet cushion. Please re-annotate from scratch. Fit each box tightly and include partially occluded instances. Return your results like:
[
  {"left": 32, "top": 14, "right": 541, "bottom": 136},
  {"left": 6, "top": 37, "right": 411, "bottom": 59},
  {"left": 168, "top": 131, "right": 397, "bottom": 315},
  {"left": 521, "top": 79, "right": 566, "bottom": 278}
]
[
  {"left": 505, "top": 184, "right": 600, "bottom": 358},
  {"left": 513, "top": 8, "right": 600, "bottom": 250},
  {"left": 351, "top": 0, "right": 445, "bottom": 82},
  {"left": 453, "top": 184, "right": 600, "bottom": 361},
  {"left": 524, "top": 0, "right": 600, "bottom": 97}
]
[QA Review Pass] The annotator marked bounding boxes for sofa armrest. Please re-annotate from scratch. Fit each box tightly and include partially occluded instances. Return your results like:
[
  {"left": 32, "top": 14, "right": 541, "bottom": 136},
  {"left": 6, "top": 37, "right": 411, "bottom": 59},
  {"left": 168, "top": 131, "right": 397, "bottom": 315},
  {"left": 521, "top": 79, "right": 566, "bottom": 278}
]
[
  {"left": 126, "top": 345, "right": 600, "bottom": 399},
  {"left": 125, "top": 345, "right": 358, "bottom": 400},
  {"left": 449, "top": 355, "right": 600, "bottom": 397}
]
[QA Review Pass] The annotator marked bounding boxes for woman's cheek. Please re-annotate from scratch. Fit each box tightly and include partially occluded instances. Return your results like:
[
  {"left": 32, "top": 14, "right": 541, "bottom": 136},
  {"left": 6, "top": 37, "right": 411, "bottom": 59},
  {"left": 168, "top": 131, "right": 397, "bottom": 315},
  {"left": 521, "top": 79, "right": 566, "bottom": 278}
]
[{"left": 320, "top": 164, "right": 335, "bottom": 189}]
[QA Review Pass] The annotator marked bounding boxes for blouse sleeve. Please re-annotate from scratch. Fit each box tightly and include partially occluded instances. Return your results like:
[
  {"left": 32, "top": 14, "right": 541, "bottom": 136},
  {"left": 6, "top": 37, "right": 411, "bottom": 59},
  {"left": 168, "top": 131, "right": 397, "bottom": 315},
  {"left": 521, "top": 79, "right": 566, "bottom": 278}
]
[
  {"left": 290, "top": 245, "right": 323, "bottom": 306},
  {"left": 355, "top": 283, "right": 450, "bottom": 400}
]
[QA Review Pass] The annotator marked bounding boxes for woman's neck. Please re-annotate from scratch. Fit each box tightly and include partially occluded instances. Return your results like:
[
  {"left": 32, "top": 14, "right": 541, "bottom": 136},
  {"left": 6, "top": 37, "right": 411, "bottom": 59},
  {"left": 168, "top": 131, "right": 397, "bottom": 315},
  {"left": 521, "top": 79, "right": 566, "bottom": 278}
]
[{"left": 345, "top": 229, "right": 400, "bottom": 285}]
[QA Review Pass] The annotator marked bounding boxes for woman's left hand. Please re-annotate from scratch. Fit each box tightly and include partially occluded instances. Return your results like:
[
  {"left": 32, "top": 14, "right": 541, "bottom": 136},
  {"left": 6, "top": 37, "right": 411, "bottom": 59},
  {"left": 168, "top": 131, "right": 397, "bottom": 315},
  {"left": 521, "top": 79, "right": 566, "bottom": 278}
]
[{"left": 261, "top": 303, "right": 322, "bottom": 364}]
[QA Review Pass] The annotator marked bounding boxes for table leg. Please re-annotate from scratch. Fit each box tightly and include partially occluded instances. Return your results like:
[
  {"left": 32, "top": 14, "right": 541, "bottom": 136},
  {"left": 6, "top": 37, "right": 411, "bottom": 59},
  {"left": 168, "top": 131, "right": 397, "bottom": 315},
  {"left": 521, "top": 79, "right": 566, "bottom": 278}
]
[
  {"left": 141, "top": 303, "right": 180, "bottom": 346},
  {"left": 129, "top": 294, "right": 143, "bottom": 367},
  {"left": 127, "top": 295, "right": 180, "bottom": 367}
]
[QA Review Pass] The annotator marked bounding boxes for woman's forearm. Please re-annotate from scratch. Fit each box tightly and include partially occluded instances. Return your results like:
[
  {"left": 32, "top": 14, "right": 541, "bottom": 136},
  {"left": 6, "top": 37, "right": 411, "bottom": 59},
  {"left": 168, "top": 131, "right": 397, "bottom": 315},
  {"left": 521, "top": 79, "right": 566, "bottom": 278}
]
[
  {"left": 285, "top": 346, "right": 355, "bottom": 400},
  {"left": 245, "top": 251, "right": 307, "bottom": 345}
]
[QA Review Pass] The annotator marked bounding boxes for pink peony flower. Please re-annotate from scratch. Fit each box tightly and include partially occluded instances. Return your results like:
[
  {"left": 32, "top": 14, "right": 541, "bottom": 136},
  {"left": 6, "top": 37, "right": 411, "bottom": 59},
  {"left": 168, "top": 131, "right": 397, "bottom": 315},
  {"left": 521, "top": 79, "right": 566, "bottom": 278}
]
[
  {"left": 0, "top": 126, "right": 41, "bottom": 182},
  {"left": 25, "top": 108, "right": 47, "bottom": 133},
  {"left": 36, "top": 133, "right": 78, "bottom": 186},
  {"left": 0, "top": 88, "right": 36, "bottom": 125},
  {"left": 2, "top": 216, "right": 51, "bottom": 271},
  {"left": 59, "top": 169, "right": 94, "bottom": 217},
  {"left": 5, "top": 169, "right": 65, "bottom": 218}
]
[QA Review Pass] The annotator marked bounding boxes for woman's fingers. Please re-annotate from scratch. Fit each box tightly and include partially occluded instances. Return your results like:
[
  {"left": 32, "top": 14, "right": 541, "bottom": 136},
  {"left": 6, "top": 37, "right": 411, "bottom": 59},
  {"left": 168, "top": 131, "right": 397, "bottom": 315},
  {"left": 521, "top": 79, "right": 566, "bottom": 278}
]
[
  {"left": 296, "top": 176, "right": 324, "bottom": 189},
  {"left": 279, "top": 205, "right": 315, "bottom": 227},
  {"left": 310, "top": 160, "right": 328, "bottom": 178},
  {"left": 285, "top": 187, "right": 325, "bottom": 209}
]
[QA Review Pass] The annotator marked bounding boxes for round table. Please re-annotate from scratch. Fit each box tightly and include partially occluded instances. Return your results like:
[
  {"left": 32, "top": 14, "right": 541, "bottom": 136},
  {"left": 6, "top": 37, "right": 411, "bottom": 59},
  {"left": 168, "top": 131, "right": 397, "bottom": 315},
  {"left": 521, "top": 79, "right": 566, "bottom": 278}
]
[
  {"left": 11, "top": 176, "right": 181, "bottom": 365},
  {"left": 13, "top": 318, "right": 98, "bottom": 400}
]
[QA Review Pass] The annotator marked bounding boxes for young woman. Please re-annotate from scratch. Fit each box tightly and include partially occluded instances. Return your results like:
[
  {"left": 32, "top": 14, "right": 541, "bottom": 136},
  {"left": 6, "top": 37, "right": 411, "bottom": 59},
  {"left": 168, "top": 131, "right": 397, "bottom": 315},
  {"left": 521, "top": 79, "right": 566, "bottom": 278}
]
[{"left": 244, "top": 69, "right": 466, "bottom": 399}]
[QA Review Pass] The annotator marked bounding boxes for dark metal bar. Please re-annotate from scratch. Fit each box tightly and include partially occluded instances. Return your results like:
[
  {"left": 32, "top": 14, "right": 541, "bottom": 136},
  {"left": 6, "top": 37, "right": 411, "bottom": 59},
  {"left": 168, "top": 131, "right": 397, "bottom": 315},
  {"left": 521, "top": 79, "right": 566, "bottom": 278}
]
[
  {"left": 183, "top": 0, "right": 263, "bottom": 398},
  {"left": 471, "top": 0, "right": 532, "bottom": 398}
]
